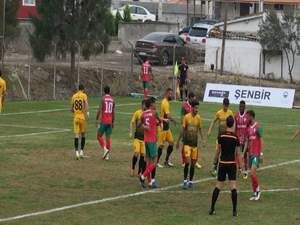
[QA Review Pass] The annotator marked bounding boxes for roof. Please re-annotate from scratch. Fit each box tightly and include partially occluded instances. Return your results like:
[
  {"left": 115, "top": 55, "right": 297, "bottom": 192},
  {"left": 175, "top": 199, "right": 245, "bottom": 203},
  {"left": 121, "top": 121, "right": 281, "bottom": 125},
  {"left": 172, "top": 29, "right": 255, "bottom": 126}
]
[
  {"left": 214, "top": 13, "right": 263, "bottom": 27},
  {"left": 215, "top": 0, "right": 300, "bottom": 3}
]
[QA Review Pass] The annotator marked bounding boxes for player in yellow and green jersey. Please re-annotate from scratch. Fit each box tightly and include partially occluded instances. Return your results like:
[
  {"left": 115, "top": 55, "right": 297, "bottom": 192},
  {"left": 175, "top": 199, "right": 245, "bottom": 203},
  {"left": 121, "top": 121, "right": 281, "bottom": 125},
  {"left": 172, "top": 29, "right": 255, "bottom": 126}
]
[
  {"left": 207, "top": 98, "right": 234, "bottom": 176},
  {"left": 129, "top": 100, "right": 146, "bottom": 176},
  {"left": 177, "top": 101, "right": 205, "bottom": 189},
  {"left": 71, "top": 84, "right": 89, "bottom": 160},
  {"left": 157, "top": 88, "right": 176, "bottom": 168},
  {"left": 0, "top": 69, "right": 7, "bottom": 113}
]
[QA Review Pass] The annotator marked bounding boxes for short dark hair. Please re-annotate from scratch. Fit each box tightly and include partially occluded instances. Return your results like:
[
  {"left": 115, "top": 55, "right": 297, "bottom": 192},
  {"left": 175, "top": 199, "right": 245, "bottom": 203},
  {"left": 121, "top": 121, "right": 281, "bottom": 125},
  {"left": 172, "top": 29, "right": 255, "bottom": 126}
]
[
  {"left": 166, "top": 88, "right": 173, "bottom": 93},
  {"left": 190, "top": 100, "right": 199, "bottom": 107},
  {"left": 78, "top": 84, "right": 84, "bottom": 90},
  {"left": 240, "top": 100, "right": 246, "bottom": 105},
  {"left": 223, "top": 97, "right": 230, "bottom": 106},
  {"left": 188, "top": 92, "right": 195, "bottom": 99},
  {"left": 247, "top": 110, "right": 255, "bottom": 118},
  {"left": 104, "top": 86, "right": 110, "bottom": 94},
  {"left": 145, "top": 98, "right": 152, "bottom": 108},
  {"left": 226, "top": 115, "right": 234, "bottom": 128}
]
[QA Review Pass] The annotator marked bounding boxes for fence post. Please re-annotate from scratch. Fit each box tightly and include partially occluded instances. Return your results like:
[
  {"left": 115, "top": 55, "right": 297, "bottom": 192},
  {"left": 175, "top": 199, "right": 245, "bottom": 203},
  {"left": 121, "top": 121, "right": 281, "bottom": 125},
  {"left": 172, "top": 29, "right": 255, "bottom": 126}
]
[
  {"left": 25, "top": 42, "right": 31, "bottom": 101},
  {"left": 172, "top": 45, "right": 176, "bottom": 101},
  {"left": 52, "top": 42, "right": 57, "bottom": 100},
  {"left": 75, "top": 41, "right": 81, "bottom": 88},
  {"left": 128, "top": 41, "right": 134, "bottom": 78},
  {"left": 96, "top": 40, "right": 104, "bottom": 97}
]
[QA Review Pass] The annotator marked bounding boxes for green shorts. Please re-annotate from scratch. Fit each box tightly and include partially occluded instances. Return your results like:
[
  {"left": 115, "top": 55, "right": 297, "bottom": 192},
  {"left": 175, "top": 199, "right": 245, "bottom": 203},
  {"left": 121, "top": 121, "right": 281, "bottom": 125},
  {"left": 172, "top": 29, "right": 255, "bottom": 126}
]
[
  {"left": 145, "top": 142, "right": 157, "bottom": 158},
  {"left": 249, "top": 155, "right": 260, "bottom": 168},
  {"left": 98, "top": 123, "right": 113, "bottom": 136},
  {"left": 143, "top": 81, "right": 150, "bottom": 89}
]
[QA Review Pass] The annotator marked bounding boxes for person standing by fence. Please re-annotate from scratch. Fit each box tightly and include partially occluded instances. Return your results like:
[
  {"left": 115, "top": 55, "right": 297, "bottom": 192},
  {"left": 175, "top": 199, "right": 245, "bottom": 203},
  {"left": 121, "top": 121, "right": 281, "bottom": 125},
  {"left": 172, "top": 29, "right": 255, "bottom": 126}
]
[{"left": 140, "top": 58, "right": 152, "bottom": 99}]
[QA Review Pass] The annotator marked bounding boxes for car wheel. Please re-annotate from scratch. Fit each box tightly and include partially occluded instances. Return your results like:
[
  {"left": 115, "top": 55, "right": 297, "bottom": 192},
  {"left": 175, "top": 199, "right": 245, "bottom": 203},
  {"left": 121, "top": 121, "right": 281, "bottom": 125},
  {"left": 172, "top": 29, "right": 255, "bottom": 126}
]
[{"left": 161, "top": 51, "right": 169, "bottom": 66}]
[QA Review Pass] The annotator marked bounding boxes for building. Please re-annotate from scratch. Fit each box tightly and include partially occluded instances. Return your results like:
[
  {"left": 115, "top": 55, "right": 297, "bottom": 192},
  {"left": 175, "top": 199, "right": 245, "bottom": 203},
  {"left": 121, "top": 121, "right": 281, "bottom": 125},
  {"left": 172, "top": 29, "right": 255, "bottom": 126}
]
[{"left": 17, "top": 0, "right": 39, "bottom": 20}]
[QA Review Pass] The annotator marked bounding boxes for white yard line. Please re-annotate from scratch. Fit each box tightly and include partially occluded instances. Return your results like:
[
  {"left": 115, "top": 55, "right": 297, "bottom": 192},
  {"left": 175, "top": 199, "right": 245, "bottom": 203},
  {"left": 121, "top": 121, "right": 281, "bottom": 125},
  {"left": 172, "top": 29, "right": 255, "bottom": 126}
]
[
  {"left": 156, "top": 187, "right": 300, "bottom": 195},
  {"left": 0, "top": 159, "right": 299, "bottom": 223},
  {"left": 0, "top": 103, "right": 139, "bottom": 116},
  {"left": 0, "top": 130, "right": 70, "bottom": 139}
]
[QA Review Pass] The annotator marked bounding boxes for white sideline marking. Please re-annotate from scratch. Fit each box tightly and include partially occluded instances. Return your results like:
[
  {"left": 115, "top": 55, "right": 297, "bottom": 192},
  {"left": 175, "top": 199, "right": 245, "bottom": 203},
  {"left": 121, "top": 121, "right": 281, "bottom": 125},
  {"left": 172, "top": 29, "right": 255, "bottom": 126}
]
[
  {"left": 157, "top": 187, "right": 300, "bottom": 195},
  {"left": 0, "top": 130, "right": 70, "bottom": 138},
  {"left": 0, "top": 103, "right": 139, "bottom": 116},
  {"left": 0, "top": 159, "right": 299, "bottom": 223}
]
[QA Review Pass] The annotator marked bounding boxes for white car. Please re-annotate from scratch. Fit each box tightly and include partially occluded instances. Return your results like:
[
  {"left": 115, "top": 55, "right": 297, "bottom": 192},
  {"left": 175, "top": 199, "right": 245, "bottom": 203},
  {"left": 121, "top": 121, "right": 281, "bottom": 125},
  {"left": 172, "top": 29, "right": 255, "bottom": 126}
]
[
  {"left": 186, "top": 23, "right": 214, "bottom": 46},
  {"left": 111, "top": 5, "right": 156, "bottom": 22}
]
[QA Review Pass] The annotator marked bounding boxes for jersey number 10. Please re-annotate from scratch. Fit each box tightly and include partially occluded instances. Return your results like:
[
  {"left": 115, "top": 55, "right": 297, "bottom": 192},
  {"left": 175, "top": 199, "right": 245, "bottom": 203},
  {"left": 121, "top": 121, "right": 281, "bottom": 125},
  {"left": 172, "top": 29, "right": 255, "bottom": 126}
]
[{"left": 105, "top": 101, "right": 113, "bottom": 113}]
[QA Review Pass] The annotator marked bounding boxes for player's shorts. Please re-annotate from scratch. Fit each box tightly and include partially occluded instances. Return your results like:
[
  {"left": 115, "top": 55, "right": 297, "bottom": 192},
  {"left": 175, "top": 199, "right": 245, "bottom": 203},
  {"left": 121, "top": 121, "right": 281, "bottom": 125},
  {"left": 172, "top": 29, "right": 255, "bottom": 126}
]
[
  {"left": 98, "top": 123, "right": 113, "bottom": 136},
  {"left": 73, "top": 118, "right": 86, "bottom": 134},
  {"left": 133, "top": 139, "right": 145, "bottom": 155},
  {"left": 217, "top": 163, "right": 237, "bottom": 182},
  {"left": 143, "top": 81, "right": 150, "bottom": 89},
  {"left": 183, "top": 145, "right": 199, "bottom": 161},
  {"left": 249, "top": 155, "right": 260, "bottom": 168},
  {"left": 158, "top": 129, "right": 174, "bottom": 146},
  {"left": 145, "top": 142, "right": 157, "bottom": 158}
]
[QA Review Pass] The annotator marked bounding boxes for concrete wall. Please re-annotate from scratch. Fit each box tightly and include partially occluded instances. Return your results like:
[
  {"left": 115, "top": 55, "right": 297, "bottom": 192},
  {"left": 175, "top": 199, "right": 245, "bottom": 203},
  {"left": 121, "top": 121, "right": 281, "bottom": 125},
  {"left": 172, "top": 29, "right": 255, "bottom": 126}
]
[
  {"left": 118, "top": 21, "right": 179, "bottom": 49},
  {"left": 217, "top": 16, "right": 262, "bottom": 33},
  {"left": 205, "top": 38, "right": 300, "bottom": 81}
]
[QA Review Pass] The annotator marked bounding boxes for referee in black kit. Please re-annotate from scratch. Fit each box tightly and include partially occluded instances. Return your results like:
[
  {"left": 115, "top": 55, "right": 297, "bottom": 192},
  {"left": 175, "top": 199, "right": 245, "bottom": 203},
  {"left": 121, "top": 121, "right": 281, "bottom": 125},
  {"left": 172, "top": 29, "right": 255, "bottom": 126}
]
[{"left": 209, "top": 116, "right": 240, "bottom": 217}]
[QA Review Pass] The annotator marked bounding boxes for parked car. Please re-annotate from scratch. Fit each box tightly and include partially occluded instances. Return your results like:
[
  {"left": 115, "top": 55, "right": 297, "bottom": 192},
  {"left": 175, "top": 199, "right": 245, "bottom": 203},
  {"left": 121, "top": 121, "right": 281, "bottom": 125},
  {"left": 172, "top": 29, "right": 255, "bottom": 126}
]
[
  {"left": 111, "top": 4, "right": 156, "bottom": 22},
  {"left": 186, "top": 23, "right": 214, "bottom": 46},
  {"left": 134, "top": 32, "right": 187, "bottom": 66},
  {"left": 178, "top": 26, "right": 191, "bottom": 42}
]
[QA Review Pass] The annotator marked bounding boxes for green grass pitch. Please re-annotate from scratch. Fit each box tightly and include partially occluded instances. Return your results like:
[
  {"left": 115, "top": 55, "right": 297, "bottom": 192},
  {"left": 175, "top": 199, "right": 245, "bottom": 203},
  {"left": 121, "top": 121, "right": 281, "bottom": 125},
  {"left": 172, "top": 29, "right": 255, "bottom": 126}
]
[{"left": 0, "top": 97, "right": 299, "bottom": 225}]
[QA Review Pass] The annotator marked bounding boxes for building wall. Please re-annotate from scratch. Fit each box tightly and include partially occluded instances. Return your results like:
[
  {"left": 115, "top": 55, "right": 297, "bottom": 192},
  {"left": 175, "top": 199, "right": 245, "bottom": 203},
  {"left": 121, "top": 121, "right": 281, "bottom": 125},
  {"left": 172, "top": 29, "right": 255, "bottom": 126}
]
[
  {"left": 205, "top": 38, "right": 300, "bottom": 81},
  {"left": 17, "top": 0, "right": 39, "bottom": 20},
  {"left": 217, "top": 16, "right": 263, "bottom": 33}
]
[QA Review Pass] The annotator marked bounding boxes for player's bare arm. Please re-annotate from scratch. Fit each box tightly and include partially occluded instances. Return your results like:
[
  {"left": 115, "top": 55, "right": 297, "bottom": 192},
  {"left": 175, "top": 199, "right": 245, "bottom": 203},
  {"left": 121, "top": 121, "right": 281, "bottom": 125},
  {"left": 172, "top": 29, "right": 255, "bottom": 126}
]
[
  {"left": 112, "top": 102, "right": 115, "bottom": 128},
  {"left": 85, "top": 99, "right": 90, "bottom": 118},
  {"left": 207, "top": 118, "right": 218, "bottom": 137},
  {"left": 213, "top": 144, "right": 221, "bottom": 165},
  {"left": 292, "top": 128, "right": 300, "bottom": 141},
  {"left": 176, "top": 128, "right": 184, "bottom": 149},
  {"left": 199, "top": 127, "right": 206, "bottom": 147}
]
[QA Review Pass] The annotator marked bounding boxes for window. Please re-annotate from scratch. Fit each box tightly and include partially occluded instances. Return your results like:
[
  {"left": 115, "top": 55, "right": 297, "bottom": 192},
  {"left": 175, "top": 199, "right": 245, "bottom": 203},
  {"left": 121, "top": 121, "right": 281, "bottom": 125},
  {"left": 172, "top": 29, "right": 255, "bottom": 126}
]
[
  {"left": 23, "top": 0, "right": 36, "bottom": 6},
  {"left": 137, "top": 7, "right": 147, "bottom": 15},
  {"left": 274, "top": 4, "right": 284, "bottom": 10},
  {"left": 163, "top": 36, "right": 177, "bottom": 44},
  {"left": 130, "top": 6, "right": 137, "bottom": 14}
]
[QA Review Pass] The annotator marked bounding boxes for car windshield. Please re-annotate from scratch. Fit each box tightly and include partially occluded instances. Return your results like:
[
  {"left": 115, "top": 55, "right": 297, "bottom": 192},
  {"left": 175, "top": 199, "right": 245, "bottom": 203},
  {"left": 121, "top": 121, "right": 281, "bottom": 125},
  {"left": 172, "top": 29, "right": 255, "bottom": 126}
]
[
  {"left": 143, "top": 33, "right": 164, "bottom": 42},
  {"left": 189, "top": 27, "right": 208, "bottom": 37}
]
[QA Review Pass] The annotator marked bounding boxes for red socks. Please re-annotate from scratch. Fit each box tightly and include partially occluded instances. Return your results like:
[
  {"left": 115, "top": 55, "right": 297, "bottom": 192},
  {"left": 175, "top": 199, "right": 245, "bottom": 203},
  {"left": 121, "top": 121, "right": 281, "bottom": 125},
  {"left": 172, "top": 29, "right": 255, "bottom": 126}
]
[
  {"left": 97, "top": 135, "right": 105, "bottom": 148},
  {"left": 106, "top": 138, "right": 111, "bottom": 150},
  {"left": 251, "top": 174, "right": 259, "bottom": 192},
  {"left": 142, "top": 163, "right": 155, "bottom": 178}
]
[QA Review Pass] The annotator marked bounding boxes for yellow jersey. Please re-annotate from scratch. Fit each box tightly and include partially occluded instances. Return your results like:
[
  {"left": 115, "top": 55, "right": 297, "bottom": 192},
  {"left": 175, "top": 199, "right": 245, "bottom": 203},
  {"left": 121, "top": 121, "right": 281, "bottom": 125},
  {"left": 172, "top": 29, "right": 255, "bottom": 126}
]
[
  {"left": 131, "top": 109, "right": 144, "bottom": 140},
  {"left": 0, "top": 77, "right": 6, "bottom": 97},
  {"left": 160, "top": 97, "right": 170, "bottom": 130},
  {"left": 71, "top": 91, "right": 88, "bottom": 120},
  {"left": 183, "top": 113, "right": 202, "bottom": 147},
  {"left": 215, "top": 108, "right": 234, "bottom": 134}
]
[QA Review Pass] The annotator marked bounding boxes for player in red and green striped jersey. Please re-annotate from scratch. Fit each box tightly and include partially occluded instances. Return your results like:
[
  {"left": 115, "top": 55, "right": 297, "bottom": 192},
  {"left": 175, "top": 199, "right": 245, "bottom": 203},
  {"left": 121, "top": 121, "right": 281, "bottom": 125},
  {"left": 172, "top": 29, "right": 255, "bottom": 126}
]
[{"left": 244, "top": 110, "right": 264, "bottom": 201}]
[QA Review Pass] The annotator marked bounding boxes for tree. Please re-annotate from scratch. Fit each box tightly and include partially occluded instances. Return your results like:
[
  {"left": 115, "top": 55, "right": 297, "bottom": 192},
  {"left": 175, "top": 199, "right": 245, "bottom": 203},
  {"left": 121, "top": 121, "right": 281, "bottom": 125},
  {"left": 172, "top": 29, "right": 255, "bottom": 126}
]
[
  {"left": 114, "top": 10, "right": 122, "bottom": 36},
  {"left": 29, "top": 0, "right": 112, "bottom": 87},
  {"left": 258, "top": 10, "right": 300, "bottom": 83},
  {"left": 123, "top": 4, "right": 132, "bottom": 22},
  {"left": 0, "top": 0, "right": 19, "bottom": 60}
]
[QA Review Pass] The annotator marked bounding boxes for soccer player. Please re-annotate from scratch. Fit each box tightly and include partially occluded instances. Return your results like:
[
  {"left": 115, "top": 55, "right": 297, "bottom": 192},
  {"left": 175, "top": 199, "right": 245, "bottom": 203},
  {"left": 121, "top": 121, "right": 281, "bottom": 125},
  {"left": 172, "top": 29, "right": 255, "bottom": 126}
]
[
  {"left": 291, "top": 128, "right": 300, "bottom": 141},
  {"left": 71, "top": 84, "right": 89, "bottom": 160},
  {"left": 209, "top": 116, "right": 239, "bottom": 217},
  {"left": 177, "top": 101, "right": 205, "bottom": 189},
  {"left": 157, "top": 88, "right": 176, "bottom": 168},
  {"left": 129, "top": 100, "right": 146, "bottom": 176},
  {"left": 235, "top": 100, "right": 249, "bottom": 179},
  {"left": 139, "top": 97, "right": 160, "bottom": 188},
  {"left": 244, "top": 110, "right": 264, "bottom": 201},
  {"left": 0, "top": 69, "right": 7, "bottom": 113},
  {"left": 96, "top": 86, "right": 115, "bottom": 160},
  {"left": 179, "top": 92, "right": 202, "bottom": 169},
  {"left": 207, "top": 98, "right": 234, "bottom": 176},
  {"left": 140, "top": 58, "right": 152, "bottom": 99},
  {"left": 178, "top": 57, "right": 189, "bottom": 101}
]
